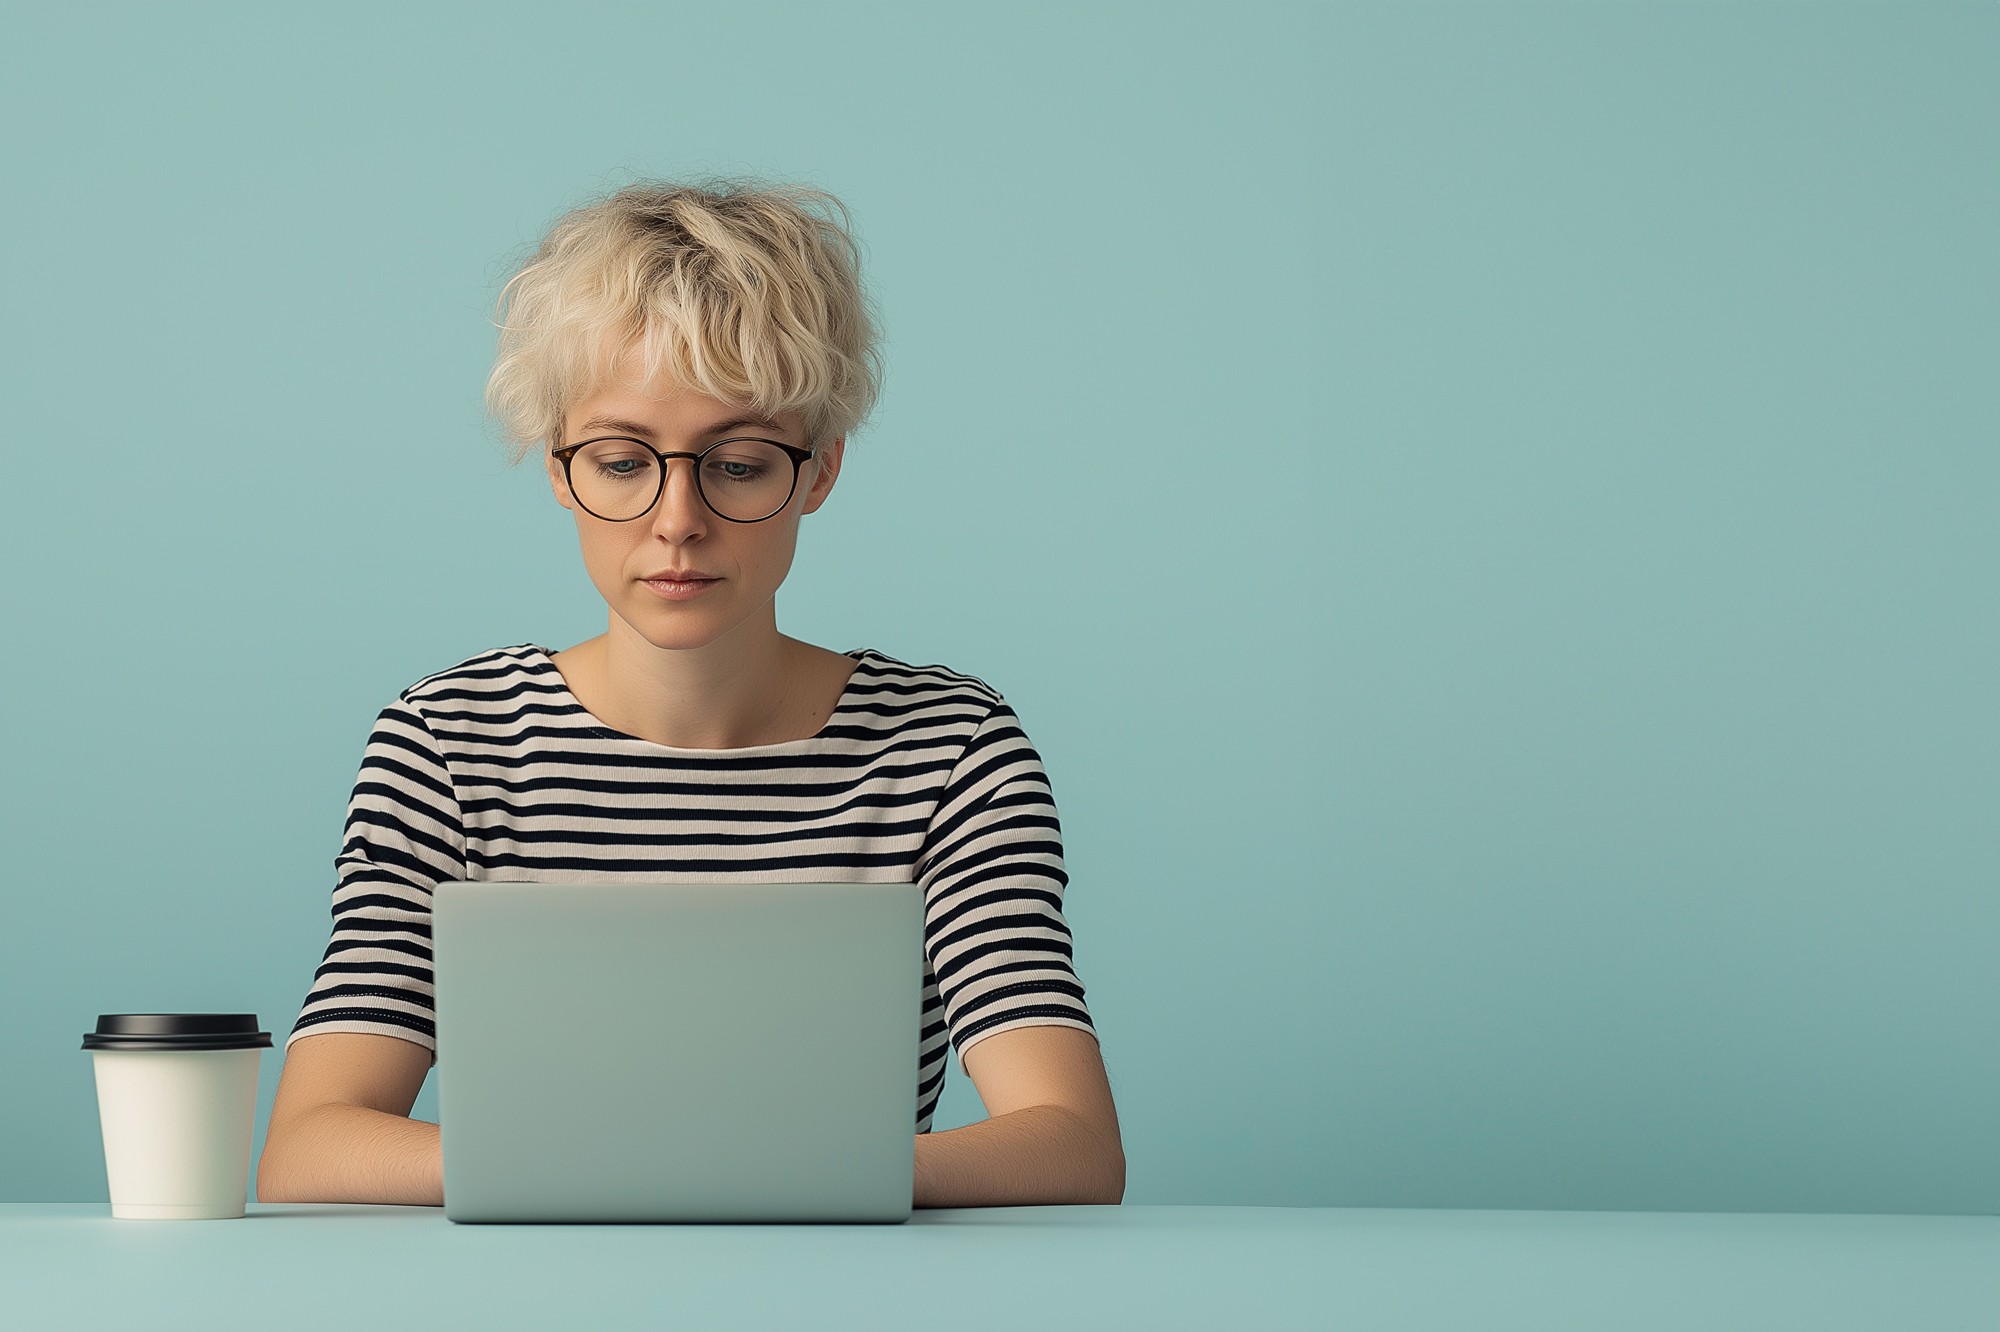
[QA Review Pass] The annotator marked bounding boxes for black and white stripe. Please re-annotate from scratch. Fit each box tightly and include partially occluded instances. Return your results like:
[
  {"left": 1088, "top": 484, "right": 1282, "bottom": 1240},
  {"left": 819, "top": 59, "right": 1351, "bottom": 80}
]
[{"left": 289, "top": 643, "right": 1096, "bottom": 1133}]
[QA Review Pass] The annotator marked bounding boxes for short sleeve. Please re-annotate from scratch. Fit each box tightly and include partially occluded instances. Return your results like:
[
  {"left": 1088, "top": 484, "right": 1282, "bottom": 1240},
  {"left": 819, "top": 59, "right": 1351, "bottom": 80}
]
[
  {"left": 286, "top": 695, "right": 467, "bottom": 1064},
  {"left": 916, "top": 697, "right": 1097, "bottom": 1062}
]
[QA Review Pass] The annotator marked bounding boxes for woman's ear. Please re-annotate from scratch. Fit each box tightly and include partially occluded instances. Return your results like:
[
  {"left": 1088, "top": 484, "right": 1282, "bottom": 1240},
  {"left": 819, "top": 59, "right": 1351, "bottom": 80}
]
[
  {"left": 801, "top": 437, "right": 844, "bottom": 515},
  {"left": 546, "top": 448, "right": 576, "bottom": 511}
]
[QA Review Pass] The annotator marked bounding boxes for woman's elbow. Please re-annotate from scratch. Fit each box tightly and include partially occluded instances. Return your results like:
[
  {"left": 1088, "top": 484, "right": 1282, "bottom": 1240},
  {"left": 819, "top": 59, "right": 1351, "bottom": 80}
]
[
  {"left": 255, "top": 1107, "right": 322, "bottom": 1202},
  {"left": 254, "top": 1122, "right": 296, "bottom": 1202}
]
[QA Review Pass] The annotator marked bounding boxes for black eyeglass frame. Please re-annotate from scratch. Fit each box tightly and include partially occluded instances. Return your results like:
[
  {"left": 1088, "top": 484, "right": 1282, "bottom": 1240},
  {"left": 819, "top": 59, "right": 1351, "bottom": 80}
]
[{"left": 549, "top": 435, "right": 819, "bottom": 524}]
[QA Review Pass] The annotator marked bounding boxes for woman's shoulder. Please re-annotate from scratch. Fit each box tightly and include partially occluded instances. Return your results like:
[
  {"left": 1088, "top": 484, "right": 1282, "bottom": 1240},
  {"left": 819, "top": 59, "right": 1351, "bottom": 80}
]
[
  {"left": 393, "top": 642, "right": 553, "bottom": 708},
  {"left": 842, "top": 647, "right": 1005, "bottom": 708}
]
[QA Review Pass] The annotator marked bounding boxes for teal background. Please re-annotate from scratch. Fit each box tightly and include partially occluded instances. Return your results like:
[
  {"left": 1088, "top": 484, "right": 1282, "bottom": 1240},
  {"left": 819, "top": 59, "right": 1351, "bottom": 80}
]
[{"left": 1, "top": 1, "right": 1992, "bottom": 1214}]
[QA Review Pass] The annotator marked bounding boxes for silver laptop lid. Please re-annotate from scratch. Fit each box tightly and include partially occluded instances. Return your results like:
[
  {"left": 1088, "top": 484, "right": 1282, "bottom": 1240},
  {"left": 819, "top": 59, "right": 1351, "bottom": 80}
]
[{"left": 434, "top": 879, "right": 922, "bottom": 1223}]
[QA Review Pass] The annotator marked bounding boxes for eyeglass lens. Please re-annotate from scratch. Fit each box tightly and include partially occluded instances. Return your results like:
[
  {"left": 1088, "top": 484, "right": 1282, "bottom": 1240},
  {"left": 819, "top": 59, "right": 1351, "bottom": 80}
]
[{"left": 569, "top": 439, "right": 797, "bottom": 522}]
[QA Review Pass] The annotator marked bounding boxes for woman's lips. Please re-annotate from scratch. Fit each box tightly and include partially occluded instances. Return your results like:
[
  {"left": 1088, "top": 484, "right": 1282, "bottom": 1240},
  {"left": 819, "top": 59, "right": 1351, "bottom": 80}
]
[{"left": 641, "top": 577, "right": 719, "bottom": 601}]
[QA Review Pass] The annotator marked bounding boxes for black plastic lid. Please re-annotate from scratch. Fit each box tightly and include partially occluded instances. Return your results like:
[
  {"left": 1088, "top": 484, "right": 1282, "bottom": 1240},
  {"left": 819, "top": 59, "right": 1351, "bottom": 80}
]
[{"left": 82, "top": 1014, "right": 273, "bottom": 1052}]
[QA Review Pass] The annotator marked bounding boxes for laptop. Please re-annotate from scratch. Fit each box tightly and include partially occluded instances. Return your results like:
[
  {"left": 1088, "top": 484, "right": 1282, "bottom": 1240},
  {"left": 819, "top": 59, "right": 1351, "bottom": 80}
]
[{"left": 433, "top": 879, "right": 923, "bottom": 1223}]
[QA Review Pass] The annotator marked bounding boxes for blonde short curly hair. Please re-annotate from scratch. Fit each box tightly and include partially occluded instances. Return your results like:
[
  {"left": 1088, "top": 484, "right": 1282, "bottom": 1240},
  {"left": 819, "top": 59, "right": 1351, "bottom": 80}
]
[{"left": 484, "top": 177, "right": 884, "bottom": 465}]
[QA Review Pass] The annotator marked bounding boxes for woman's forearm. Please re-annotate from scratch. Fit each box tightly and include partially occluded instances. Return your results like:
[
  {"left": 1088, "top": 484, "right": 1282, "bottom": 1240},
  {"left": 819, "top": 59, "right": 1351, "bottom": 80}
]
[
  {"left": 913, "top": 1104, "right": 1125, "bottom": 1208},
  {"left": 260, "top": 1101, "right": 1122, "bottom": 1211},
  {"left": 256, "top": 1103, "right": 444, "bottom": 1207}
]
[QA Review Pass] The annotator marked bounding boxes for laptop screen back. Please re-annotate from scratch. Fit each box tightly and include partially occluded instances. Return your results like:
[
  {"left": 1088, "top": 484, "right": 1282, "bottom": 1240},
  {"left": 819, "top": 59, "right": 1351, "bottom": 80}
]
[{"left": 434, "top": 879, "right": 923, "bottom": 1223}]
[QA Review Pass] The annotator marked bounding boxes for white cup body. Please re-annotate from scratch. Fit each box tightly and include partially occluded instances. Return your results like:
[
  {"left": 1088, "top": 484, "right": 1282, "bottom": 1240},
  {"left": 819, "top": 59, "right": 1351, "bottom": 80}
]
[{"left": 89, "top": 1047, "right": 262, "bottom": 1219}]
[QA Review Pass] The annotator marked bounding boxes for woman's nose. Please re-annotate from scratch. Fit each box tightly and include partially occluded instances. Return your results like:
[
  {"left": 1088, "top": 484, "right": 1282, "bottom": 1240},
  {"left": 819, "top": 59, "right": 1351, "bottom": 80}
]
[{"left": 649, "top": 458, "right": 712, "bottom": 532}]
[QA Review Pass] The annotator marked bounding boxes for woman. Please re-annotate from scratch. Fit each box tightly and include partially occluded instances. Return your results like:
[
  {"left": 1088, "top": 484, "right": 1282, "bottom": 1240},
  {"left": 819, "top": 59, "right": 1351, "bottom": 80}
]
[{"left": 255, "top": 179, "right": 1124, "bottom": 1209}]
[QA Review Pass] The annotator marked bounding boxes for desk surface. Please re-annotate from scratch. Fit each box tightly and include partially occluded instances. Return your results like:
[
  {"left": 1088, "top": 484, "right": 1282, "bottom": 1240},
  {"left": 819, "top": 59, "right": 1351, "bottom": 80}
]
[{"left": 3, "top": 1203, "right": 1993, "bottom": 1331}]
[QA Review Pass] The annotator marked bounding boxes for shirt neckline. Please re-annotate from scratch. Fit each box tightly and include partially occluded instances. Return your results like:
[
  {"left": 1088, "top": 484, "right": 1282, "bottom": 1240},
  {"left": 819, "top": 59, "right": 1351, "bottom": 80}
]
[{"left": 523, "top": 644, "right": 874, "bottom": 754}]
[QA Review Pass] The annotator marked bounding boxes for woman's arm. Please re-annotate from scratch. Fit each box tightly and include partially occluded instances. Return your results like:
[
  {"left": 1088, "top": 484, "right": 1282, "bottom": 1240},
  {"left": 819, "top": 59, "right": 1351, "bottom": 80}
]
[
  {"left": 914, "top": 1024, "right": 1123, "bottom": 1207},
  {"left": 256, "top": 1031, "right": 442, "bottom": 1206}
]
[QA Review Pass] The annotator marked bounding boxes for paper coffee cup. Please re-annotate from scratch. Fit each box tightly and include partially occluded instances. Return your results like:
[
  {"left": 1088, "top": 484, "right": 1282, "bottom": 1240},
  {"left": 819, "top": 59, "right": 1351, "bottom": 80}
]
[{"left": 82, "top": 1014, "right": 271, "bottom": 1220}]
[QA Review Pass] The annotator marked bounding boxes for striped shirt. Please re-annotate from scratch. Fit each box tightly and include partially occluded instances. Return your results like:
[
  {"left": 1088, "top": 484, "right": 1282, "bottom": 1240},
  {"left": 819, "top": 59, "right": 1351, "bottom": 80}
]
[{"left": 288, "top": 643, "right": 1096, "bottom": 1134}]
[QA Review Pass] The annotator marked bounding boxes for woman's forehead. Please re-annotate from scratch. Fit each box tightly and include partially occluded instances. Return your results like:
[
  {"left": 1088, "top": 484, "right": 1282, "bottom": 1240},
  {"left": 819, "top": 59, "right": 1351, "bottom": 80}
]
[
  {"left": 569, "top": 337, "right": 806, "bottom": 436},
  {"left": 573, "top": 392, "right": 795, "bottom": 433}
]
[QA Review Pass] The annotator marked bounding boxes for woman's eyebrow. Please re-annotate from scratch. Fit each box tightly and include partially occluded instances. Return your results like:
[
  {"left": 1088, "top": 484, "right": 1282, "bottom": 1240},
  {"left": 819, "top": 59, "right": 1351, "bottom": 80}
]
[{"left": 577, "top": 414, "right": 785, "bottom": 438}]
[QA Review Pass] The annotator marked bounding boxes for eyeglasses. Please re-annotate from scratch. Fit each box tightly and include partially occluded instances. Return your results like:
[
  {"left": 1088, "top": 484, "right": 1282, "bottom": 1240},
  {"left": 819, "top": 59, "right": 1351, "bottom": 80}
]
[{"left": 550, "top": 435, "right": 818, "bottom": 524}]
